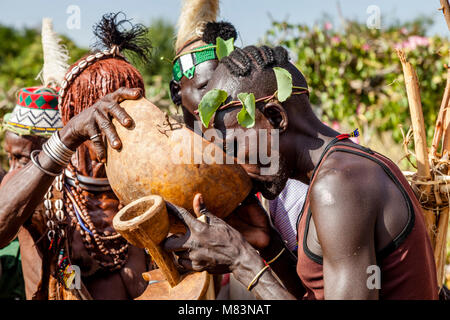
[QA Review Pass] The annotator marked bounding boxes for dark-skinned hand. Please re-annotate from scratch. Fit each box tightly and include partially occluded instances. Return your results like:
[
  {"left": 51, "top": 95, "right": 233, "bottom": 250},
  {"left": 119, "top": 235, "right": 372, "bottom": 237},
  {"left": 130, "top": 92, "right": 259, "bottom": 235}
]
[
  {"left": 58, "top": 87, "right": 142, "bottom": 162},
  {"left": 163, "top": 194, "right": 260, "bottom": 275},
  {"left": 224, "top": 194, "right": 271, "bottom": 251}
]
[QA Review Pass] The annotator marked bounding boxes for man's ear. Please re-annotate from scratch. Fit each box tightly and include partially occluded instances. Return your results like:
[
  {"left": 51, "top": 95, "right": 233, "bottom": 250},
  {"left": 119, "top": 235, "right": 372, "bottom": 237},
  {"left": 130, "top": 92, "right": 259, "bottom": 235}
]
[
  {"left": 169, "top": 80, "right": 182, "bottom": 105},
  {"left": 262, "top": 101, "right": 288, "bottom": 132}
]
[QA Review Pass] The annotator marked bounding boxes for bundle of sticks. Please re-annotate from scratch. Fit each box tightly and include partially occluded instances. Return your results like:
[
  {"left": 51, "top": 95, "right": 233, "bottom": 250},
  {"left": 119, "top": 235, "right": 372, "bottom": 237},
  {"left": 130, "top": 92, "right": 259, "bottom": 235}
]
[
  {"left": 396, "top": 46, "right": 449, "bottom": 288},
  {"left": 395, "top": 1, "right": 450, "bottom": 289}
]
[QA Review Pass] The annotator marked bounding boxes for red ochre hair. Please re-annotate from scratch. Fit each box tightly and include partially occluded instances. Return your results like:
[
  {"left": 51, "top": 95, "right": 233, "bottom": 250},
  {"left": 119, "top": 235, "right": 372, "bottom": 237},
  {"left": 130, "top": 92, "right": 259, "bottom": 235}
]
[
  {"left": 59, "top": 12, "right": 150, "bottom": 125},
  {"left": 59, "top": 55, "right": 145, "bottom": 125}
]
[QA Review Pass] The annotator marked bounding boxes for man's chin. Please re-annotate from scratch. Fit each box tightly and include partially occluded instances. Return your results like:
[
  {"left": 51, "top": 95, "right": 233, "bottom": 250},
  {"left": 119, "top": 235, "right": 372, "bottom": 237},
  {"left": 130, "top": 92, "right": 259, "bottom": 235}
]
[{"left": 251, "top": 176, "right": 286, "bottom": 200}]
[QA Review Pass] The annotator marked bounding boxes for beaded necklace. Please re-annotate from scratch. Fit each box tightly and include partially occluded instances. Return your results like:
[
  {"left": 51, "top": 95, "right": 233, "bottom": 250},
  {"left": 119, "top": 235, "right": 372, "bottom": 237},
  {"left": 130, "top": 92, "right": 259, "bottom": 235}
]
[
  {"left": 64, "top": 164, "right": 129, "bottom": 272},
  {"left": 43, "top": 175, "right": 78, "bottom": 287}
]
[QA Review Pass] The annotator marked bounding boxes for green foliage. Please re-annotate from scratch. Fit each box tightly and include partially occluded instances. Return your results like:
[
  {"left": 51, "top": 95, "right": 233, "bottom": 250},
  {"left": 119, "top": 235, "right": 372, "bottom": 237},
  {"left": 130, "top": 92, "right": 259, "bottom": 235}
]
[
  {"left": 216, "top": 37, "right": 235, "bottom": 60},
  {"left": 273, "top": 67, "right": 293, "bottom": 102},
  {"left": 237, "top": 92, "right": 256, "bottom": 128},
  {"left": 198, "top": 89, "right": 228, "bottom": 128},
  {"left": 262, "top": 17, "right": 448, "bottom": 149}
]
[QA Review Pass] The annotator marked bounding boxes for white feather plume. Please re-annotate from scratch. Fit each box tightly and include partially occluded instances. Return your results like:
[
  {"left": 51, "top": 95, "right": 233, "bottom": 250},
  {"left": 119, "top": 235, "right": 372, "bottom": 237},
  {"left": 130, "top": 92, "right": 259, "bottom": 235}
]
[
  {"left": 175, "top": 0, "right": 220, "bottom": 52},
  {"left": 40, "top": 18, "right": 70, "bottom": 88}
]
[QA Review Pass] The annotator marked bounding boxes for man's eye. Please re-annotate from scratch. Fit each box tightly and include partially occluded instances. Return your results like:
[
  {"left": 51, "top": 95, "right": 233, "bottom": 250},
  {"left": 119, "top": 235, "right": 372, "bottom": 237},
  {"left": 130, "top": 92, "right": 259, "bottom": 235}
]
[
  {"left": 198, "top": 83, "right": 208, "bottom": 90},
  {"left": 19, "top": 156, "right": 30, "bottom": 165}
]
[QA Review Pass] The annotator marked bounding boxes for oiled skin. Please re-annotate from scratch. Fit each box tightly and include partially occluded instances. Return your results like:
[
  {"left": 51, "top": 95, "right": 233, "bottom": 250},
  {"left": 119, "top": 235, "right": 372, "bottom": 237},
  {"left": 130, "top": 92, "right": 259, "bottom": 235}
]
[
  {"left": 163, "top": 60, "right": 425, "bottom": 300},
  {"left": 2, "top": 132, "right": 47, "bottom": 298},
  {"left": 0, "top": 90, "right": 148, "bottom": 299},
  {"left": 169, "top": 41, "right": 305, "bottom": 298}
]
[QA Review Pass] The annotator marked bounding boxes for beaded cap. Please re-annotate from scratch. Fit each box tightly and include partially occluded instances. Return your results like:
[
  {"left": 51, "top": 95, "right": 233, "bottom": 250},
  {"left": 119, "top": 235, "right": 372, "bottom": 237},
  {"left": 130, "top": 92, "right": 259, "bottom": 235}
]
[
  {"left": 3, "top": 87, "right": 63, "bottom": 137},
  {"left": 3, "top": 18, "right": 67, "bottom": 137}
]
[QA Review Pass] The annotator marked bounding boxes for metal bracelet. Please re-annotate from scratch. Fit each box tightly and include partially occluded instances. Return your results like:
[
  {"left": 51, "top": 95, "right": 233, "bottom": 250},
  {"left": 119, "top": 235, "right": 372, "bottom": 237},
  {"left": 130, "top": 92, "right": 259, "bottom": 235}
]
[
  {"left": 43, "top": 142, "right": 67, "bottom": 167},
  {"left": 30, "top": 150, "right": 62, "bottom": 177},
  {"left": 42, "top": 131, "right": 74, "bottom": 167},
  {"left": 47, "top": 131, "right": 73, "bottom": 160}
]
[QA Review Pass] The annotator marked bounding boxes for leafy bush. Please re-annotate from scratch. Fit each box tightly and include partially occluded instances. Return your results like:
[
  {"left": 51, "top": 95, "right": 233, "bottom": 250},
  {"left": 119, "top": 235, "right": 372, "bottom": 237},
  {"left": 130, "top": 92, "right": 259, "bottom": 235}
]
[
  {"left": 263, "top": 17, "right": 450, "bottom": 287},
  {"left": 262, "top": 18, "right": 449, "bottom": 160}
]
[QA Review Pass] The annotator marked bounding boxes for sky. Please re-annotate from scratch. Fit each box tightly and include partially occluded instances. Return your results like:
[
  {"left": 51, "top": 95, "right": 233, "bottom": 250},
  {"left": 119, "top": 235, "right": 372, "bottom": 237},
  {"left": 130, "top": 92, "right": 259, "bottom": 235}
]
[{"left": 0, "top": 0, "right": 448, "bottom": 48}]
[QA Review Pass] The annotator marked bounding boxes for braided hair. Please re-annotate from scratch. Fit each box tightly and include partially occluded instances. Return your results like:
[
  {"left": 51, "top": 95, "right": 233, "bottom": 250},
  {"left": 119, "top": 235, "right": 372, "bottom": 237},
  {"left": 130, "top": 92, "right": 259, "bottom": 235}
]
[
  {"left": 221, "top": 45, "right": 308, "bottom": 89},
  {"left": 59, "top": 12, "right": 151, "bottom": 124}
]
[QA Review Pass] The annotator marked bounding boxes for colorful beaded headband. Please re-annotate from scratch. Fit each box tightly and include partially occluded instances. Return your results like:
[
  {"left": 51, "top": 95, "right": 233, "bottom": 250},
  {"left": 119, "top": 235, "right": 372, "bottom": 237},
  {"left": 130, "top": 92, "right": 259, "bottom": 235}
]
[
  {"left": 172, "top": 44, "right": 216, "bottom": 82},
  {"left": 172, "top": 37, "right": 235, "bottom": 82}
]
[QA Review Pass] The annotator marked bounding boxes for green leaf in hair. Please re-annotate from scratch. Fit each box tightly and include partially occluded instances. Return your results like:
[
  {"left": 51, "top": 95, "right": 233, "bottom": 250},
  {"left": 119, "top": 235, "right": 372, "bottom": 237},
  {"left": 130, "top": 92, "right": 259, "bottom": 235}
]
[
  {"left": 216, "top": 37, "right": 235, "bottom": 61},
  {"left": 198, "top": 89, "right": 228, "bottom": 128},
  {"left": 236, "top": 93, "right": 256, "bottom": 128},
  {"left": 273, "top": 67, "right": 293, "bottom": 102}
]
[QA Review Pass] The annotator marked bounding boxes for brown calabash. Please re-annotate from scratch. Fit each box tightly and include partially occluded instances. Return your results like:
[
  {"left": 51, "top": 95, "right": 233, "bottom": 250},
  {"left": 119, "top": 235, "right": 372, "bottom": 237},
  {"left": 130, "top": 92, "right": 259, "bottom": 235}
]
[{"left": 106, "top": 98, "right": 252, "bottom": 220}]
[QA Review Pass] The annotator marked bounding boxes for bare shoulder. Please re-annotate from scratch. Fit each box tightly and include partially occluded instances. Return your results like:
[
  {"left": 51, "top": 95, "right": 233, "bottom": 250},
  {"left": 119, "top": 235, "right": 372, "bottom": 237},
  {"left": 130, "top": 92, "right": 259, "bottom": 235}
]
[{"left": 309, "top": 150, "right": 384, "bottom": 225}]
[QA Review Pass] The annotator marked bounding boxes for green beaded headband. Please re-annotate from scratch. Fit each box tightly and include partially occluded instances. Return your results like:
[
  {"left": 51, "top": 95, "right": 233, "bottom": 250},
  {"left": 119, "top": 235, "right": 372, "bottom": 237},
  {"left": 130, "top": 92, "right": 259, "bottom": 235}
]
[
  {"left": 172, "top": 44, "right": 216, "bottom": 82},
  {"left": 172, "top": 37, "right": 235, "bottom": 82}
]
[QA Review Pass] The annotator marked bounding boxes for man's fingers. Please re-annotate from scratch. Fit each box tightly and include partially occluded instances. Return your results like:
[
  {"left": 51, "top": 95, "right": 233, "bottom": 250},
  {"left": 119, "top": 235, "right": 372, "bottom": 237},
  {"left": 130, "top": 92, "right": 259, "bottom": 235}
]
[
  {"left": 177, "top": 257, "right": 194, "bottom": 271},
  {"left": 162, "top": 233, "right": 190, "bottom": 252},
  {"left": 106, "top": 102, "right": 133, "bottom": 128},
  {"left": 166, "top": 202, "right": 199, "bottom": 228},
  {"left": 193, "top": 193, "right": 211, "bottom": 217},
  {"left": 94, "top": 110, "right": 122, "bottom": 150},
  {"left": 193, "top": 193, "right": 217, "bottom": 225},
  {"left": 110, "top": 87, "right": 142, "bottom": 103},
  {"left": 176, "top": 251, "right": 205, "bottom": 272}
]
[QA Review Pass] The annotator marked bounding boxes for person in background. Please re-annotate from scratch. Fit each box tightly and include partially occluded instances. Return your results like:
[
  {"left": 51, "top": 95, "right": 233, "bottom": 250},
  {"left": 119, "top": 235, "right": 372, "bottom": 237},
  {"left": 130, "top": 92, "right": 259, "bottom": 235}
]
[{"left": 0, "top": 84, "right": 63, "bottom": 299}]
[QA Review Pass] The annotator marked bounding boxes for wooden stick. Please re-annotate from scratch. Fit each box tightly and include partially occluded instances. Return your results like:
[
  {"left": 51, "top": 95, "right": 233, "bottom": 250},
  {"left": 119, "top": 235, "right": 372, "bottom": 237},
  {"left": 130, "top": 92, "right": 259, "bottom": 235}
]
[
  {"left": 397, "top": 50, "right": 431, "bottom": 181},
  {"left": 431, "top": 54, "right": 450, "bottom": 156},
  {"left": 440, "top": 0, "right": 450, "bottom": 32},
  {"left": 442, "top": 112, "right": 450, "bottom": 156},
  {"left": 441, "top": 61, "right": 450, "bottom": 156},
  {"left": 397, "top": 49, "right": 436, "bottom": 244},
  {"left": 434, "top": 207, "right": 449, "bottom": 286}
]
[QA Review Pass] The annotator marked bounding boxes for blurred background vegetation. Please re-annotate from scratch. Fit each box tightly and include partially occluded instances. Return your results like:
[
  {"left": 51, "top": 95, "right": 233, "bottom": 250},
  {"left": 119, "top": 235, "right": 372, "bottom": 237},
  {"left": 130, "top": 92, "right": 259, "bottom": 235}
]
[
  {"left": 0, "top": 14, "right": 449, "bottom": 286},
  {"left": 263, "top": 16, "right": 449, "bottom": 169},
  {"left": 1, "top": 16, "right": 447, "bottom": 170}
]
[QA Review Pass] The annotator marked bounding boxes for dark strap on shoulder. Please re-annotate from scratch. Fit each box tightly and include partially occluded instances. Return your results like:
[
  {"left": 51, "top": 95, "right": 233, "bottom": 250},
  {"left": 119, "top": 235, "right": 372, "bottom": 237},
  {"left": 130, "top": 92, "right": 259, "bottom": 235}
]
[
  {"left": 297, "top": 140, "right": 415, "bottom": 264},
  {"left": 295, "top": 137, "right": 348, "bottom": 238},
  {"left": 309, "top": 137, "right": 340, "bottom": 184}
]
